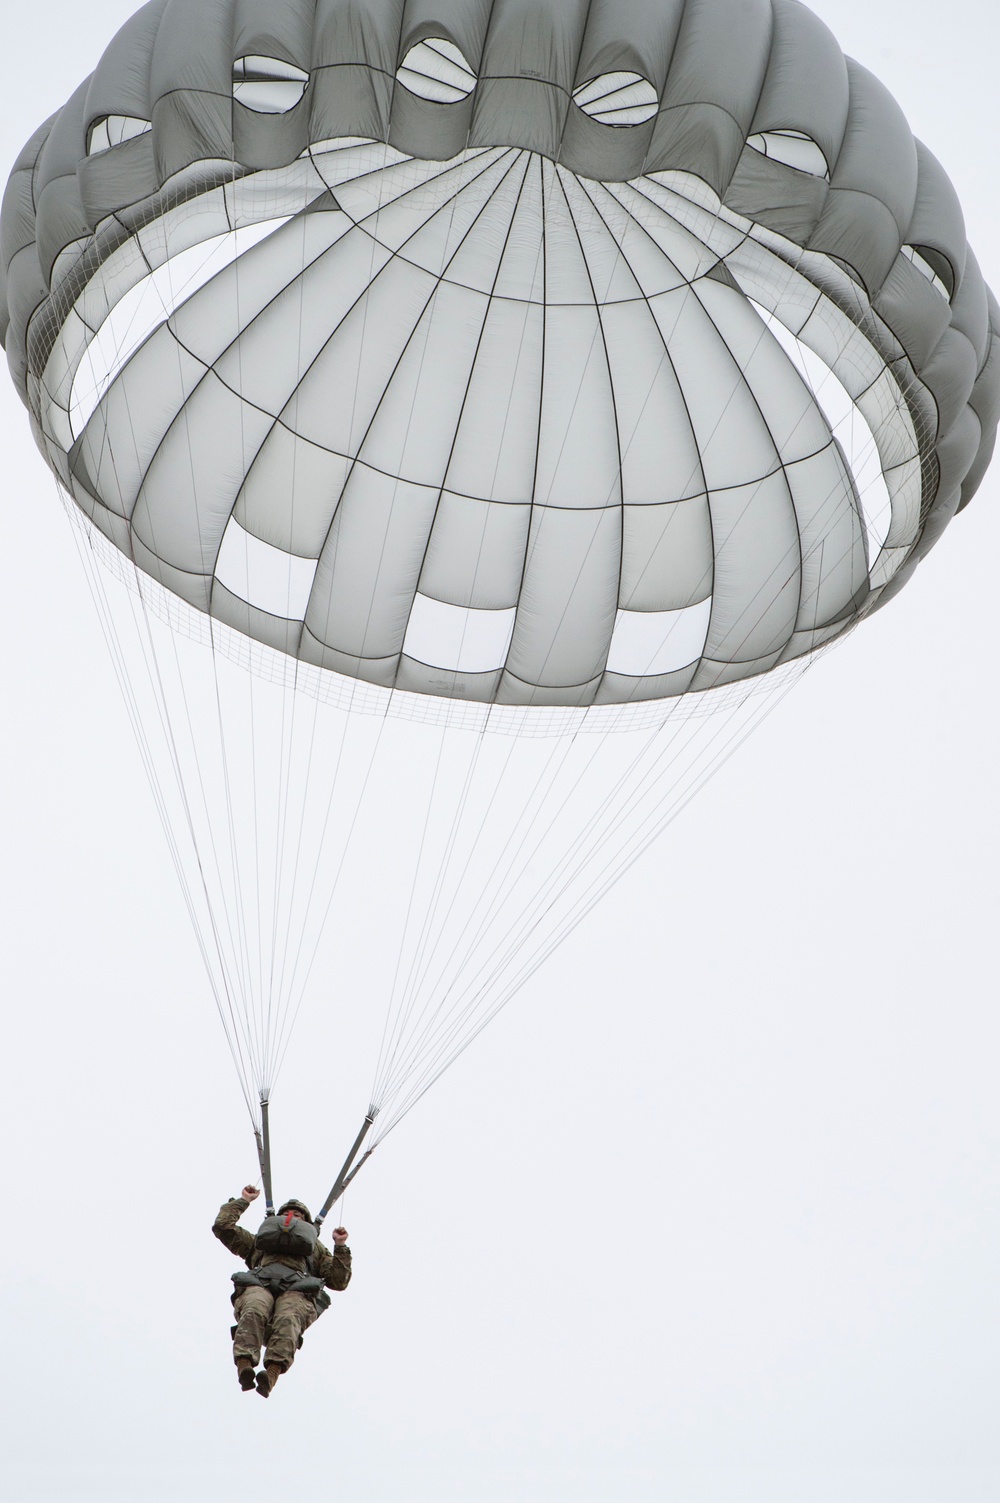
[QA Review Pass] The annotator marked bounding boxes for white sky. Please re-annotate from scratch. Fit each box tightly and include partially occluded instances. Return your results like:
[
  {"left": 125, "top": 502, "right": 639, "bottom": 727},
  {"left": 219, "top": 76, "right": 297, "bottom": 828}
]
[{"left": 1, "top": 4, "right": 997, "bottom": 1500}]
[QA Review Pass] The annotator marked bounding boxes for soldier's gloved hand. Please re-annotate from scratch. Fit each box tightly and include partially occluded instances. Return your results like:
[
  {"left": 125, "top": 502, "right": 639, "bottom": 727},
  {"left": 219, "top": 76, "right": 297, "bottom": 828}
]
[
  {"left": 242, "top": 1185, "right": 261, "bottom": 1201},
  {"left": 332, "top": 1226, "right": 349, "bottom": 1246}
]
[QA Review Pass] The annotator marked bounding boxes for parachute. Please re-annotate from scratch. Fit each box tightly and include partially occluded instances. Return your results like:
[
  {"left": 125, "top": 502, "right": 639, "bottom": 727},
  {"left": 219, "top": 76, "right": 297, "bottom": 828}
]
[{"left": 3, "top": 0, "right": 997, "bottom": 1205}]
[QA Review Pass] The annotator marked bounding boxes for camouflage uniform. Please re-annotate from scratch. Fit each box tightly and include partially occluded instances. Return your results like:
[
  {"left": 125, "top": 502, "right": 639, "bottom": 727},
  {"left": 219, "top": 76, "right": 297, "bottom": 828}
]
[{"left": 213, "top": 1197, "right": 351, "bottom": 1372}]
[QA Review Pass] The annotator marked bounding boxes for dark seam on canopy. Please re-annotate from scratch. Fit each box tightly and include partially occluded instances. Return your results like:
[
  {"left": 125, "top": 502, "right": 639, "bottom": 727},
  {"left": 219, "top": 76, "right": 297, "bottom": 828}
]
[
  {"left": 692, "top": 273, "right": 813, "bottom": 631},
  {"left": 526, "top": 162, "right": 624, "bottom": 690},
  {"left": 648, "top": 98, "right": 759, "bottom": 147},
  {"left": 505, "top": 154, "right": 549, "bottom": 679},
  {"left": 662, "top": 279, "right": 800, "bottom": 661},
  {"left": 274, "top": 148, "right": 517, "bottom": 501},
  {"left": 297, "top": 152, "right": 528, "bottom": 661},
  {"left": 151, "top": 86, "right": 238, "bottom": 109},
  {"left": 499, "top": 666, "right": 604, "bottom": 694},
  {"left": 162, "top": 148, "right": 516, "bottom": 522},
  {"left": 744, "top": 0, "right": 777, "bottom": 145},
  {"left": 394, "top": 151, "right": 535, "bottom": 682},
  {"left": 577, "top": 177, "right": 715, "bottom": 675},
  {"left": 311, "top": 63, "right": 395, "bottom": 82}
]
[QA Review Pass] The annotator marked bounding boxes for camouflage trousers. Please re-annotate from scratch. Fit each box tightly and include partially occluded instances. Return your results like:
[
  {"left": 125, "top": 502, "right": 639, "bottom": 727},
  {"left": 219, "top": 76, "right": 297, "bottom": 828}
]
[{"left": 232, "top": 1286, "right": 318, "bottom": 1372}]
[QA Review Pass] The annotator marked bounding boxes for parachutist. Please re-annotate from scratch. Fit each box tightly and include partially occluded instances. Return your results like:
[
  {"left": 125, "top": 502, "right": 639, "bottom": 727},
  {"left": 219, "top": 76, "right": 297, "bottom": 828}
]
[
  {"left": 213, "top": 1184, "right": 351, "bottom": 1397},
  {"left": 6, "top": 0, "right": 997, "bottom": 1232}
]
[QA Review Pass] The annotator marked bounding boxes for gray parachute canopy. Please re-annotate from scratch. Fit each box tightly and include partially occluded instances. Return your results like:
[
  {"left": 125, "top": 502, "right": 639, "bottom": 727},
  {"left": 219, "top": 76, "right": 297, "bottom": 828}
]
[{"left": 2, "top": 0, "right": 997, "bottom": 708}]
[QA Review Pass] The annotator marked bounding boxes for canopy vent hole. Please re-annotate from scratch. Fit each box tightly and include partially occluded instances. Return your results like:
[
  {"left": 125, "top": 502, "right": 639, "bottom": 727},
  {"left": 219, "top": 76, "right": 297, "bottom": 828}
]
[
  {"left": 87, "top": 116, "right": 151, "bottom": 155},
  {"left": 573, "top": 72, "right": 659, "bottom": 127},
  {"left": 746, "top": 130, "right": 829, "bottom": 179},
  {"left": 233, "top": 56, "right": 310, "bottom": 114},
  {"left": 396, "top": 39, "right": 478, "bottom": 103},
  {"left": 901, "top": 244, "right": 953, "bottom": 301}
]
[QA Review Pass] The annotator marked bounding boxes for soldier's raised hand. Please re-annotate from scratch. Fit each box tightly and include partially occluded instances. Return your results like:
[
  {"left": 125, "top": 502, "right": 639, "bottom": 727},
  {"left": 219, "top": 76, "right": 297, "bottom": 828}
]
[
  {"left": 332, "top": 1226, "right": 349, "bottom": 1246},
  {"left": 243, "top": 1184, "right": 261, "bottom": 1201}
]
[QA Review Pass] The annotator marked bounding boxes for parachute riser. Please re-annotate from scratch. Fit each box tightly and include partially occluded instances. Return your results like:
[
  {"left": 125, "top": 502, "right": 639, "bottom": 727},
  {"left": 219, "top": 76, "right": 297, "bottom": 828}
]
[
  {"left": 339, "top": 1148, "right": 374, "bottom": 1198},
  {"left": 256, "top": 1094, "right": 275, "bottom": 1216},
  {"left": 315, "top": 1113, "right": 375, "bottom": 1229}
]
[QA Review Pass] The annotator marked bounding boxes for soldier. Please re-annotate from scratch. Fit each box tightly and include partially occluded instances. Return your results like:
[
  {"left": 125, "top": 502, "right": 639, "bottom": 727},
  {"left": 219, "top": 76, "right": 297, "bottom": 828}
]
[{"left": 213, "top": 1184, "right": 351, "bottom": 1397}]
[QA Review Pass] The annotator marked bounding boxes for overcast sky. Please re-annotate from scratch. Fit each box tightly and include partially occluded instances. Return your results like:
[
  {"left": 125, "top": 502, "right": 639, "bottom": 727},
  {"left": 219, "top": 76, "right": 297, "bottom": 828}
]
[{"left": 1, "top": 4, "right": 998, "bottom": 1501}]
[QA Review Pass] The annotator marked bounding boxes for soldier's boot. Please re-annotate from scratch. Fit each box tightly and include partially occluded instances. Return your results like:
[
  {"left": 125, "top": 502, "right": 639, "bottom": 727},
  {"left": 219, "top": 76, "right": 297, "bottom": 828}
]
[
  {"left": 256, "top": 1362, "right": 283, "bottom": 1398},
  {"left": 236, "top": 1358, "right": 256, "bottom": 1392}
]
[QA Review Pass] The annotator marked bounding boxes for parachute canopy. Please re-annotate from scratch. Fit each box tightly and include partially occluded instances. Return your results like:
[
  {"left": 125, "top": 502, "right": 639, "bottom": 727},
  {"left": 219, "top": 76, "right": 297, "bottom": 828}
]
[
  {"left": 2, "top": 0, "right": 996, "bottom": 713},
  {"left": 2, "top": 2, "right": 998, "bottom": 1172}
]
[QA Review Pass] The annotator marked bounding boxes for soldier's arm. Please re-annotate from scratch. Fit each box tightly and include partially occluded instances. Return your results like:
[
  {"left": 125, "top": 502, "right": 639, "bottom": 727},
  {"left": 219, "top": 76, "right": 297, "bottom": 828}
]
[
  {"left": 212, "top": 1197, "right": 257, "bottom": 1261},
  {"left": 315, "top": 1240, "right": 352, "bottom": 1291}
]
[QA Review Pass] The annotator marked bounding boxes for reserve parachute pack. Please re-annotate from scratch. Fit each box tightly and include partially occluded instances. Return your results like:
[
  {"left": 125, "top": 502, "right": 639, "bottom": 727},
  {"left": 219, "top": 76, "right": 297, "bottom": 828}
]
[{"left": 255, "top": 1210, "right": 319, "bottom": 1261}]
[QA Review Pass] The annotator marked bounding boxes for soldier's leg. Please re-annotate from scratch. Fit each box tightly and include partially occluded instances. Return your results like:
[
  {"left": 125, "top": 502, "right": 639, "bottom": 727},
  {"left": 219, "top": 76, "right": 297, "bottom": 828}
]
[
  {"left": 232, "top": 1286, "right": 274, "bottom": 1366},
  {"left": 263, "top": 1292, "right": 318, "bottom": 1373}
]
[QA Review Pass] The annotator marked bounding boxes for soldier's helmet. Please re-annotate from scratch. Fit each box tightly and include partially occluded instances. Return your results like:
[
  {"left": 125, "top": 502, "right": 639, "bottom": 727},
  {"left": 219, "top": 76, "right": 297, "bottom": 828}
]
[{"left": 277, "top": 1199, "right": 313, "bottom": 1223}]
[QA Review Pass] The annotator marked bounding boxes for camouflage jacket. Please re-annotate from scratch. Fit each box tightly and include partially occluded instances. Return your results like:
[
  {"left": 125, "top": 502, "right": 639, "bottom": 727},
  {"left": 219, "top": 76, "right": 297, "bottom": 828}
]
[{"left": 212, "top": 1198, "right": 352, "bottom": 1291}]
